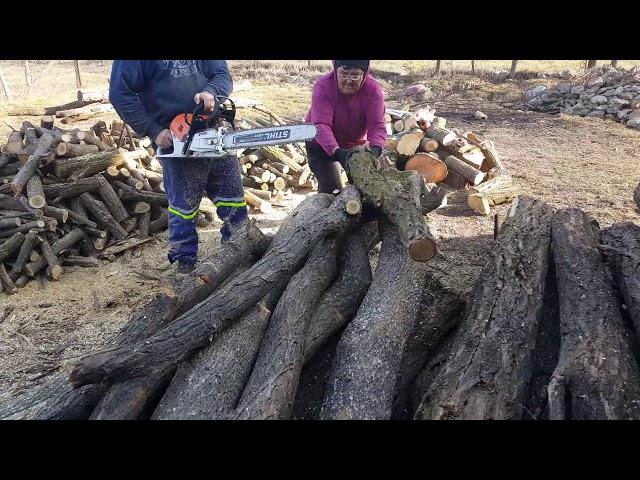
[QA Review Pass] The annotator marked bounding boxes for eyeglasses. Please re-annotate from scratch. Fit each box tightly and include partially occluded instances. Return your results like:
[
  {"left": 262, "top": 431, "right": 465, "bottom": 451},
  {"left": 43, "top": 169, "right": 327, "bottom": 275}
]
[{"left": 337, "top": 71, "right": 364, "bottom": 81}]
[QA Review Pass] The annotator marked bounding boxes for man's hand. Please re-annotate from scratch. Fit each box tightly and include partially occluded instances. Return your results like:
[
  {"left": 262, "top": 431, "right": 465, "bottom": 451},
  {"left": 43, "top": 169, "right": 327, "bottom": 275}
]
[
  {"left": 155, "top": 129, "right": 173, "bottom": 149},
  {"left": 194, "top": 91, "right": 217, "bottom": 112}
]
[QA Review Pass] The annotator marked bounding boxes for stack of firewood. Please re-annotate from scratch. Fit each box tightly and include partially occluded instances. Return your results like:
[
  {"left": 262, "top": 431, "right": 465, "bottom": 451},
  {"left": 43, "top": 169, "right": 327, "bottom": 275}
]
[
  {"left": 0, "top": 117, "right": 171, "bottom": 294},
  {"left": 384, "top": 108, "right": 521, "bottom": 215}
]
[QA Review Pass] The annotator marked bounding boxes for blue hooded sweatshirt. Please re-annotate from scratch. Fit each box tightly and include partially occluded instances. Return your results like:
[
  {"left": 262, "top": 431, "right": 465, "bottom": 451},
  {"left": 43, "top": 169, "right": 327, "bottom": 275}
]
[{"left": 109, "top": 60, "right": 233, "bottom": 142}]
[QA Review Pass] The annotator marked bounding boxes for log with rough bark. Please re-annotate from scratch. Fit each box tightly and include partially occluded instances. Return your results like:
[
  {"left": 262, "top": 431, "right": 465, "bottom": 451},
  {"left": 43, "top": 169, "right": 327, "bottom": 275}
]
[
  {"left": 10, "top": 133, "right": 54, "bottom": 195},
  {"left": 41, "top": 206, "right": 68, "bottom": 224},
  {"left": 419, "top": 138, "right": 439, "bottom": 153},
  {"left": 6, "top": 131, "right": 23, "bottom": 155},
  {"left": 345, "top": 148, "right": 436, "bottom": 262},
  {"left": 634, "top": 183, "right": 640, "bottom": 213},
  {"left": 40, "top": 116, "right": 55, "bottom": 130},
  {"left": 81, "top": 131, "right": 112, "bottom": 151},
  {"left": 64, "top": 188, "right": 362, "bottom": 388},
  {"left": 444, "top": 155, "right": 484, "bottom": 185},
  {"left": 23, "top": 229, "right": 83, "bottom": 277},
  {"left": 26, "top": 175, "right": 46, "bottom": 208},
  {"left": 43, "top": 177, "right": 100, "bottom": 202},
  {"left": 415, "top": 197, "right": 554, "bottom": 420},
  {"left": 425, "top": 125, "right": 456, "bottom": 146},
  {"left": 320, "top": 220, "right": 430, "bottom": 420},
  {"left": 0, "top": 232, "right": 25, "bottom": 262},
  {"left": 404, "top": 153, "right": 448, "bottom": 184},
  {"left": 112, "top": 181, "right": 168, "bottom": 206},
  {"left": 94, "top": 174, "right": 129, "bottom": 223},
  {"left": 39, "top": 238, "right": 63, "bottom": 280},
  {"left": 244, "top": 189, "right": 272, "bottom": 213},
  {"left": 548, "top": 208, "right": 640, "bottom": 420},
  {"left": 260, "top": 146, "right": 302, "bottom": 173},
  {"left": 55, "top": 142, "right": 99, "bottom": 158},
  {"left": 51, "top": 150, "right": 121, "bottom": 179},
  {"left": 601, "top": 222, "right": 640, "bottom": 340},
  {"left": 78, "top": 193, "right": 128, "bottom": 240},
  {"left": 467, "top": 174, "right": 520, "bottom": 215},
  {"left": 0, "top": 263, "right": 17, "bottom": 294},
  {"left": 464, "top": 134, "right": 505, "bottom": 173},
  {"left": 228, "top": 236, "right": 340, "bottom": 420},
  {"left": 303, "top": 222, "right": 377, "bottom": 361}
]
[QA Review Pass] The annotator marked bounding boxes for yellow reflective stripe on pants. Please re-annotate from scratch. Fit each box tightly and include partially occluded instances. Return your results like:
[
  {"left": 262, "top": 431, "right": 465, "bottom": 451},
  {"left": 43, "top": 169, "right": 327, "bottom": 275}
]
[
  {"left": 214, "top": 201, "right": 247, "bottom": 208},
  {"left": 168, "top": 206, "right": 199, "bottom": 220}
]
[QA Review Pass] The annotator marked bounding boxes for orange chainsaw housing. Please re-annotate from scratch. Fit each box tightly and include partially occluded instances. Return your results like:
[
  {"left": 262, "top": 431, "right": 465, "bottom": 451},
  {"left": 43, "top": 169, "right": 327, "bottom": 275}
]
[{"left": 169, "top": 114, "right": 194, "bottom": 142}]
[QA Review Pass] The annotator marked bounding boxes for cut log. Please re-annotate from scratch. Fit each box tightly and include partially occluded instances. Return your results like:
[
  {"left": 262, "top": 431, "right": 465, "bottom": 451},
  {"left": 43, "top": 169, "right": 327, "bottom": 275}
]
[
  {"left": 415, "top": 197, "right": 554, "bottom": 420},
  {"left": 78, "top": 193, "right": 128, "bottom": 240},
  {"left": 0, "top": 263, "right": 17, "bottom": 294},
  {"left": 81, "top": 131, "right": 112, "bottom": 152},
  {"left": 245, "top": 189, "right": 272, "bottom": 213},
  {"left": 41, "top": 206, "right": 68, "bottom": 224},
  {"left": 40, "top": 116, "right": 54, "bottom": 130},
  {"left": 43, "top": 177, "right": 100, "bottom": 202},
  {"left": 26, "top": 175, "right": 46, "bottom": 209},
  {"left": 55, "top": 142, "right": 99, "bottom": 158},
  {"left": 245, "top": 188, "right": 271, "bottom": 201},
  {"left": 77, "top": 89, "right": 109, "bottom": 102},
  {"left": 464, "top": 135, "right": 505, "bottom": 173},
  {"left": 112, "top": 181, "right": 168, "bottom": 206},
  {"left": 23, "top": 229, "right": 83, "bottom": 277},
  {"left": 6, "top": 131, "right": 23, "bottom": 155},
  {"left": 548, "top": 209, "right": 640, "bottom": 420},
  {"left": 444, "top": 155, "right": 484, "bottom": 185},
  {"left": 404, "top": 154, "right": 448, "bottom": 184},
  {"left": 0, "top": 232, "right": 25, "bottom": 262},
  {"left": 396, "top": 133, "right": 422, "bottom": 157},
  {"left": 345, "top": 148, "right": 436, "bottom": 262},
  {"left": 425, "top": 126, "right": 456, "bottom": 146},
  {"left": 454, "top": 146, "right": 485, "bottom": 169},
  {"left": 64, "top": 188, "right": 361, "bottom": 388},
  {"left": 39, "top": 238, "right": 63, "bottom": 280},
  {"left": 634, "top": 183, "right": 640, "bottom": 214},
  {"left": 259, "top": 146, "right": 302, "bottom": 173},
  {"left": 468, "top": 185, "right": 521, "bottom": 215},
  {"left": 10, "top": 133, "right": 54, "bottom": 195},
  {"left": 320, "top": 220, "right": 430, "bottom": 420},
  {"left": 94, "top": 174, "right": 129, "bottom": 222},
  {"left": 138, "top": 211, "right": 150, "bottom": 238},
  {"left": 52, "top": 150, "right": 121, "bottom": 179},
  {"left": 419, "top": 138, "right": 439, "bottom": 153},
  {"left": 149, "top": 212, "right": 168, "bottom": 233},
  {"left": 0, "top": 217, "right": 21, "bottom": 229},
  {"left": 62, "top": 256, "right": 101, "bottom": 267},
  {"left": 229, "top": 236, "right": 340, "bottom": 420}
]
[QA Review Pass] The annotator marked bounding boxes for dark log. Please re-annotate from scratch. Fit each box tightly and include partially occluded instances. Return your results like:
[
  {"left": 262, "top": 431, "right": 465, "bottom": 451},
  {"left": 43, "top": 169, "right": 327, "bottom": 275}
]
[
  {"left": 81, "top": 131, "right": 112, "bottom": 151},
  {"left": 113, "top": 181, "right": 168, "bottom": 206},
  {"left": 320, "top": 220, "right": 431, "bottom": 420},
  {"left": 345, "top": 148, "right": 436, "bottom": 262},
  {"left": 0, "top": 154, "right": 17, "bottom": 169},
  {"left": 303, "top": 222, "right": 377, "bottom": 360},
  {"left": 87, "top": 221, "right": 272, "bottom": 420},
  {"left": 79, "top": 193, "right": 128, "bottom": 240},
  {"left": 601, "top": 222, "right": 640, "bottom": 340},
  {"left": 41, "top": 206, "right": 68, "bottom": 224},
  {"left": 51, "top": 150, "right": 121, "bottom": 179},
  {"left": 9, "top": 231, "right": 41, "bottom": 281},
  {"left": 39, "top": 238, "right": 63, "bottom": 280},
  {"left": 547, "top": 208, "right": 640, "bottom": 420},
  {"left": 415, "top": 197, "right": 554, "bottom": 420},
  {"left": 229, "top": 236, "right": 340, "bottom": 420},
  {"left": 0, "top": 232, "right": 25, "bottom": 262},
  {"left": 0, "top": 217, "right": 21, "bottom": 229},
  {"left": 94, "top": 174, "right": 129, "bottom": 222},
  {"left": 138, "top": 211, "right": 150, "bottom": 238},
  {"left": 55, "top": 142, "right": 99, "bottom": 158},
  {"left": 10, "top": 133, "right": 54, "bottom": 195},
  {"left": 62, "top": 256, "right": 100, "bottom": 267},
  {"left": 40, "top": 116, "right": 54, "bottom": 130},
  {"left": 23, "top": 229, "right": 84, "bottom": 277},
  {"left": 65, "top": 188, "right": 361, "bottom": 387},
  {"left": 65, "top": 204, "right": 98, "bottom": 229},
  {"left": 120, "top": 217, "right": 137, "bottom": 234},
  {"left": 43, "top": 177, "right": 100, "bottom": 202},
  {"left": 149, "top": 212, "right": 168, "bottom": 233},
  {"left": 635, "top": 183, "right": 640, "bottom": 214},
  {"left": 0, "top": 263, "right": 17, "bottom": 294}
]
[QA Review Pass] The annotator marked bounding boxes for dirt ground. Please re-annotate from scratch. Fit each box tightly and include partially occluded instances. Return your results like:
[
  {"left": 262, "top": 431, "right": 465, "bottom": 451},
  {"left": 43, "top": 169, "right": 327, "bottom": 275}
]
[{"left": 1, "top": 61, "right": 639, "bottom": 413}]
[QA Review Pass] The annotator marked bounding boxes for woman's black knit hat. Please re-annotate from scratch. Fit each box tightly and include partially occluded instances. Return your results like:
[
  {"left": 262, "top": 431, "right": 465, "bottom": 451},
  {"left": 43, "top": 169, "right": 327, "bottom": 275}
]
[{"left": 335, "top": 60, "right": 369, "bottom": 71}]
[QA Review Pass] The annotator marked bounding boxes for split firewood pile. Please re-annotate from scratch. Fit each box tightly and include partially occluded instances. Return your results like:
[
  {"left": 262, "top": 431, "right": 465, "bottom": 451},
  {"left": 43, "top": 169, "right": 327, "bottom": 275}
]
[
  {"left": 0, "top": 115, "right": 172, "bottom": 294},
  {"left": 383, "top": 107, "right": 521, "bottom": 215},
  {"left": 5, "top": 163, "right": 640, "bottom": 420}
]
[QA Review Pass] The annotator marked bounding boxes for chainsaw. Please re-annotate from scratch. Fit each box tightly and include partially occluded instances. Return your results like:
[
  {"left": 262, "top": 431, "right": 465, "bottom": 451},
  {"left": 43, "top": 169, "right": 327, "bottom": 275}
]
[{"left": 156, "top": 95, "right": 317, "bottom": 159}]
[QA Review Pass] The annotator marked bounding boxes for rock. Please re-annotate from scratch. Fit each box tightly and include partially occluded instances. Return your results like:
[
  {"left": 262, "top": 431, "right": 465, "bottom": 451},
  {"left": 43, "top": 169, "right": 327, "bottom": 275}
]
[
  {"left": 619, "top": 92, "right": 635, "bottom": 100},
  {"left": 571, "top": 85, "right": 585, "bottom": 95},
  {"left": 631, "top": 100, "right": 640, "bottom": 109},
  {"left": 628, "top": 109, "right": 640, "bottom": 121},
  {"left": 405, "top": 83, "right": 427, "bottom": 96},
  {"left": 526, "top": 86, "right": 547, "bottom": 100},
  {"left": 590, "top": 95, "right": 609, "bottom": 104},
  {"left": 606, "top": 106, "right": 621, "bottom": 115},
  {"left": 557, "top": 83, "right": 572, "bottom": 94},
  {"left": 473, "top": 110, "right": 488, "bottom": 120},
  {"left": 617, "top": 109, "right": 633, "bottom": 120},
  {"left": 627, "top": 118, "right": 640, "bottom": 129},
  {"left": 586, "top": 110, "right": 605, "bottom": 118},
  {"left": 610, "top": 98, "right": 630, "bottom": 107},
  {"left": 604, "top": 89, "right": 618, "bottom": 97},
  {"left": 615, "top": 86, "right": 624, "bottom": 95},
  {"left": 595, "top": 105, "right": 609, "bottom": 111},
  {"left": 588, "top": 76, "right": 604, "bottom": 88}
]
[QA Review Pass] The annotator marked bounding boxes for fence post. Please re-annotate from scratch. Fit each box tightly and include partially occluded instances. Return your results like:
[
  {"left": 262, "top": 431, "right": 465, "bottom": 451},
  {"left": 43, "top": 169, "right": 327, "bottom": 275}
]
[
  {"left": 509, "top": 60, "right": 518, "bottom": 78},
  {"left": 0, "top": 65, "right": 12, "bottom": 100},
  {"left": 74, "top": 60, "right": 83, "bottom": 88}
]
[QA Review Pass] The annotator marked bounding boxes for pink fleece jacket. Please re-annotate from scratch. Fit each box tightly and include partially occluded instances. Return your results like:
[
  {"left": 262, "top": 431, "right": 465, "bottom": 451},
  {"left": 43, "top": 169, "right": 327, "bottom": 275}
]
[{"left": 305, "top": 68, "right": 387, "bottom": 156}]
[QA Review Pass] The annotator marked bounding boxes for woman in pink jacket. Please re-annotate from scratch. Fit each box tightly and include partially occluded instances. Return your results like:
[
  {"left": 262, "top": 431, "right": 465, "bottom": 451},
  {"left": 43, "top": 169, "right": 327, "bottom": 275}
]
[{"left": 306, "top": 60, "right": 387, "bottom": 193}]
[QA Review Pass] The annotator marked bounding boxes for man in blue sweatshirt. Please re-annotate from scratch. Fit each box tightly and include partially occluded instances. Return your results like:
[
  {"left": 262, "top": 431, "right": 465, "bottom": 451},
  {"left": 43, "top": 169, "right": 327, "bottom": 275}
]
[{"left": 109, "top": 60, "right": 248, "bottom": 274}]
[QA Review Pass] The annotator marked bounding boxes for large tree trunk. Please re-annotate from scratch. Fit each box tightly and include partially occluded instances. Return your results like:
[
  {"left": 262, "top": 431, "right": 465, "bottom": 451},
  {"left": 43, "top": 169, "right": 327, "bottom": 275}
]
[
  {"left": 548, "top": 209, "right": 640, "bottom": 420},
  {"left": 64, "top": 187, "right": 362, "bottom": 388},
  {"left": 601, "top": 222, "right": 640, "bottom": 340},
  {"left": 228, "top": 236, "right": 341, "bottom": 420},
  {"left": 2, "top": 222, "right": 270, "bottom": 420},
  {"left": 319, "top": 220, "right": 430, "bottom": 420},
  {"left": 415, "top": 197, "right": 553, "bottom": 419},
  {"left": 345, "top": 148, "right": 436, "bottom": 262},
  {"left": 152, "top": 198, "right": 335, "bottom": 420}
]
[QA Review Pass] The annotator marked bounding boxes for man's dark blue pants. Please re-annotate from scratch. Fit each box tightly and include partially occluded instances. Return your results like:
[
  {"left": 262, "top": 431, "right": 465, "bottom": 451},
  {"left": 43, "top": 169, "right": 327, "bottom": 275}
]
[{"left": 160, "top": 156, "right": 248, "bottom": 265}]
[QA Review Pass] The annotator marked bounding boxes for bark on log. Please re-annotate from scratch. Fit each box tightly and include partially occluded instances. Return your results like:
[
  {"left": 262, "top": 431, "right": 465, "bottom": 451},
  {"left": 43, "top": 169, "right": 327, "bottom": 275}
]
[
  {"left": 78, "top": 193, "right": 127, "bottom": 240},
  {"left": 548, "top": 209, "right": 640, "bottom": 420},
  {"left": 10, "top": 133, "right": 54, "bottom": 195},
  {"left": 51, "top": 150, "right": 121, "bottom": 179},
  {"left": 468, "top": 185, "right": 521, "bottom": 215},
  {"left": 444, "top": 155, "right": 485, "bottom": 185},
  {"left": 94, "top": 174, "right": 129, "bottom": 223},
  {"left": 345, "top": 148, "right": 436, "bottom": 262},
  {"left": 41, "top": 206, "right": 68, "bottom": 224},
  {"left": 0, "top": 263, "right": 17, "bottom": 294},
  {"left": 55, "top": 142, "right": 99, "bottom": 158},
  {"left": 634, "top": 183, "right": 640, "bottom": 214},
  {"left": 425, "top": 126, "right": 457, "bottom": 146},
  {"left": 259, "top": 146, "right": 303, "bottom": 173},
  {"left": 320, "top": 220, "right": 430, "bottom": 420},
  {"left": 228, "top": 236, "right": 341, "bottom": 420},
  {"left": 26, "top": 175, "right": 46, "bottom": 208},
  {"left": 601, "top": 222, "right": 640, "bottom": 340},
  {"left": 150, "top": 212, "right": 168, "bottom": 233},
  {"left": 39, "top": 238, "right": 63, "bottom": 280},
  {"left": 44, "top": 177, "right": 100, "bottom": 202},
  {"left": 65, "top": 188, "right": 361, "bottom": 387},
  {"left": 0, "top": 232, "right": 25, "bottom": 262},
  {"left": 415, "top": 197, "right": 554, "bottom": 420},
  {"left": 112, "top": 181, "right": 168, "bottom": 206},
  {"left": 23, "top": 229, "right": 83, "bottom": 277},
  {"left": 40, "top": 116, "right": 54, "bottom": 130}
]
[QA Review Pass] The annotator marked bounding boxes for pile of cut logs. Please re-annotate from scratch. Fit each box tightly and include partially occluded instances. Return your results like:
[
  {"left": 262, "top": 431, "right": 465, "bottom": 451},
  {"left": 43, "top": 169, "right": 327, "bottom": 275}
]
[{"left": 384, "top": 108, "right": 521, "bottom": 215}]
